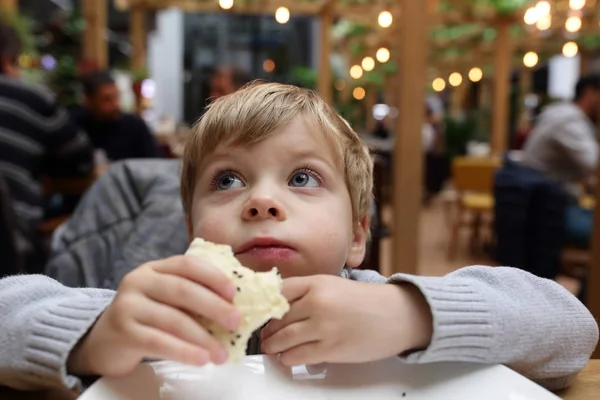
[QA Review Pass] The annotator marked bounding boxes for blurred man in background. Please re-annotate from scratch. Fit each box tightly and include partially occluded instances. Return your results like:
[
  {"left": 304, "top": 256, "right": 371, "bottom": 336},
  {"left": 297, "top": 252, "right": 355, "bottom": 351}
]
[
  {"left": 71, "top": 71, "right": 161, "bottom": 161},
  {"left": 0, "top": 20, "right": 94, "bottom": 274},
  {"left": 522, "top": 75, "right": 599, "bottom": 247},
  {"left": 208, "top": 65, "right": 251, "bottom": 100}
]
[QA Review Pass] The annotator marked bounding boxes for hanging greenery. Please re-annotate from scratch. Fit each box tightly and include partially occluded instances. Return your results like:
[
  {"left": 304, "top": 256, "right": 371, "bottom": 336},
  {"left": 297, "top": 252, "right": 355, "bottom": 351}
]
[{"left": 0, "top": 8, "right": 35, "bottom": 53}]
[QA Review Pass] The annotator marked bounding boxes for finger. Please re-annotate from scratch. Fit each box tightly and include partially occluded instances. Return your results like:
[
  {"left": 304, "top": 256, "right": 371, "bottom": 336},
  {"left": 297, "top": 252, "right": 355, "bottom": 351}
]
[
  {"left": 260, "top": 295, "right": 312, "bottom": 341},
  {"left": 281, "top": 276, "right": 314, "bottom": 303},
  {"left": 279, "top": 342, "right": 325, "bottom": 367},
  {"left": 152, "top": 255, "right": 237, "bottom": 301},
  {"left": 134, "top": 325, "right": 213, "bottom": 367},
  {"left": 261, "top": 321, "right": 318, "bottom": 355},
  {"left": 134, "top": 297, "right": 227, "bottom": 362},
  {"left": 143, "top": 273, "right": 240, "bottom": 331}
]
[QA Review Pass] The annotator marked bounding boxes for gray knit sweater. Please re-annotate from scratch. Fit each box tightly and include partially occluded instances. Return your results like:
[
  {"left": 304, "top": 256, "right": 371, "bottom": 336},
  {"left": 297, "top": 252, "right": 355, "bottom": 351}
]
[{"left": 0, "top": 267, "right": 597, "bottom": 393}]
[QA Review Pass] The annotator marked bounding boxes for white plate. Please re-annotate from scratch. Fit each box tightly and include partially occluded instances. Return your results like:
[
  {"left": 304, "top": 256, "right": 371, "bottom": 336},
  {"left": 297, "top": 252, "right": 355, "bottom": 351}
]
[{"left": 79, "top": 355, "right": 561, "bottom": 400}]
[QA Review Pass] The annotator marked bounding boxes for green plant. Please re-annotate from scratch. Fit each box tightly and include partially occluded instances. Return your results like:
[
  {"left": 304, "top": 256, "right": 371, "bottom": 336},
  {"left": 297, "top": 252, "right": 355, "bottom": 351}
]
[
  {"left": 132, "top": 66, "right": 149, "bottom": 82},
  {"left": 0, "top": 8, "right": 35, "bottom": 52},
  {"left": 444, "top": 113, "right": 478, "bottom": 158}
]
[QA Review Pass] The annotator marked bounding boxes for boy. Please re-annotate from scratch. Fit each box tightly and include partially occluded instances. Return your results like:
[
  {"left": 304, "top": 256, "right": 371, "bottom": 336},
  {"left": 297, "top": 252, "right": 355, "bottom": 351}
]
[{"left": 1, "top": 83, "right": 598, "bottom": 392}]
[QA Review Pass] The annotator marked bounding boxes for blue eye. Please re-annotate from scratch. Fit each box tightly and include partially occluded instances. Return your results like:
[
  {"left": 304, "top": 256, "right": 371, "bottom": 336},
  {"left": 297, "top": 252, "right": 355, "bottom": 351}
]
[
  {"left": 216, "top": 174, "right": 244, "bottom": 190},
  {"left": 289, "top": 171, "right": 320, "bottom": 188}
]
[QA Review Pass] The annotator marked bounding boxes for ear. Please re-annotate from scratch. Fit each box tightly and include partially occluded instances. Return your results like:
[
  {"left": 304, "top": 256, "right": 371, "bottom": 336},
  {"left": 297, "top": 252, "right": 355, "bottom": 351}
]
[
  {"left": 186, "top": 218, "right": 194, "bottom": 244},
  {"left": 345, "top": 214, "right": 370, "bottom": 269}
]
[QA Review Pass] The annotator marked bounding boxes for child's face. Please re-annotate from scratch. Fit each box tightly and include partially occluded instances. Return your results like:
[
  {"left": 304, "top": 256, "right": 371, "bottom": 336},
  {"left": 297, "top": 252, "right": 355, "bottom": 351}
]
[{"left": 187, "top": 116, "right": 368, "bottom": 278}]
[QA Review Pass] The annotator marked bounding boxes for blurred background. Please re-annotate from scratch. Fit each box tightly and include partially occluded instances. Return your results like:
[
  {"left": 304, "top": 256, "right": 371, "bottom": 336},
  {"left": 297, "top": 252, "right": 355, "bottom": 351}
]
[{"left": 1, "top": 0, "right": 599, "bottom": 314}]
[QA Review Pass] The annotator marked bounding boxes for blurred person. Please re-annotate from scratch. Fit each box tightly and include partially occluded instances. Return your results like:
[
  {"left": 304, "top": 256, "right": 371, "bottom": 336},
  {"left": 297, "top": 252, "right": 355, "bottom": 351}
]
[
  {"left": 208, "top": 65, "right": 252, "bottom": 100},
  {"left": 522, "top": 75, "right": 599, "bottom": 247},
  {"left": 70, "top": 71, "right": 161, "bottom": 161},
  {"left": 0, "top": 20, "right": 94, "bottom": 273}
]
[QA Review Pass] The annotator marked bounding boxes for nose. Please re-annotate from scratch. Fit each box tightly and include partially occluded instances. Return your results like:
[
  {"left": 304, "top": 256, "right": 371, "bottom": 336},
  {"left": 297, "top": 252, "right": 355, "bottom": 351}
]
[{"left": 242, "top": 193, "right": 286, "bottom": 222}]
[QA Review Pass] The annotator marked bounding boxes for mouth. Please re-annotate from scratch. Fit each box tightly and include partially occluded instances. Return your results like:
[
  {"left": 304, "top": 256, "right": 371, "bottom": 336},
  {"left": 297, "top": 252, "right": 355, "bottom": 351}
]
[{"left": 234, "top": 237, "right": 295, "bottom": 255}]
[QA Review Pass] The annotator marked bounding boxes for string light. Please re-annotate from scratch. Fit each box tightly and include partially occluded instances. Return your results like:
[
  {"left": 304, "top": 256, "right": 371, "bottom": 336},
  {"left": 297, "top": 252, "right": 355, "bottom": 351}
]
[
  {"left": 432, "top": 78, "right": 446, "bottom": 92},
  {"left": 263, "top": 59, "right": 275, "bottom": 73},
  {"left": 468, "top": 67, "right": 483, "bottom": 82},
  {"left": 376, "top": 47, "right": 390, "bottom": 63},
  {"left": 275, "top": 7, "right": 290, "bottom": 24},
  {"left": 535, "top": 1, "right": 551, "bottom": 16},
  {"left": 523, "top": 51, "right": 539, "bottom": 68},
  {"left": 349, "top": 65, "right": 363, "bottom": 79},
  {"left": 449, "top": 72, "right": 463, "bottom": 87},
  {"left": 536, "top": 15, "right": 552, "bottom": 30},
  {"left": 569, "top": 0, "right": 586, "bottom": 10},
  {"left": 353, "top": 87, "right": 366, "bottom": 100},
  {"left": 378, "top": 11, "right": 393, "bottom": 28},
  {"left": 524, "top": 7, "right": 539, "bottom": 25},
  {"left": 562, "top": 41, "right": 579, "bottom": 57},
  {"left": 219, "top": 0, "right": 233, "bottom": 10},
  {"left": 565, "top": 16, "right": 582, "bottom": 32},
  {"left": 361, "top": 56, "right": 375, "bottom": 71}
]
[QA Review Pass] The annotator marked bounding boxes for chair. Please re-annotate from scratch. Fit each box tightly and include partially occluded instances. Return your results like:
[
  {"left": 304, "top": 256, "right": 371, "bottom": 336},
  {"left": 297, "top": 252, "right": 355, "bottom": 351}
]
[{"left": 447, "top": 156, "right": 501, "bottom": 260}]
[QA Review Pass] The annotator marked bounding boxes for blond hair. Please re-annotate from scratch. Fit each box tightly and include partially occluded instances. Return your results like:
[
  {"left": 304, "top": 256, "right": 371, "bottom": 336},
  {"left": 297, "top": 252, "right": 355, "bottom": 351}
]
[{"left": 181, "top": 82, "right": 373, "bottom": 222}]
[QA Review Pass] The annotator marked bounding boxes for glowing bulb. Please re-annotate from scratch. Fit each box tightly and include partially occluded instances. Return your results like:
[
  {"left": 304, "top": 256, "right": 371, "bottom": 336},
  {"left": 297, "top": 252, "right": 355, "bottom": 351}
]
[
  {"left": 353, "top": 87, "right": 366, "bottom": 100},
  {"left": 535, "top": 1, "right": 551, "bottom": 16},
  {"left": 376, "top": 47, "right": 390, "bottom": 63},
  {"left": 263, "top": 59, "right": 275, "bottom": 73},
  {"left": 432, "top": 78, "right": 446, "bottom": 92},
  {"left": 569, "top": 0, "right": 586, "bottom": 10},
  {"left": 565, "top": 16, "right": 582, "bottom": 32},
  {"left": 219, "top": 0, "right": 233, "bottom": 10},
  {"left": 468, "top": 67, "right": 483, "bottom": 83},
  {"left": 449, "top": 72, "right": 463, "bottom": 87},
  {"left": 378, "top": 11, "right": 393, "bottom": 28},
  {"left": 275, "top": 7, "right": 290, "bottom": 24},
  {"left": 562, "top": 41, "right": 578, "bottom": 57},
  {"left": 361, "top": 56, "right": 375, "bottom": 72},
  {"left": 523, "top": 51, "right": 539, "bottom": 68},
  {"left": 536, "top": 15, "right": 552, "bottom": 30},
  {"left": 524, "top": 7, "right": 539, "bottom": 25},
  {"left": 349, "top": 65, "right": 363, "bottom": 79}
]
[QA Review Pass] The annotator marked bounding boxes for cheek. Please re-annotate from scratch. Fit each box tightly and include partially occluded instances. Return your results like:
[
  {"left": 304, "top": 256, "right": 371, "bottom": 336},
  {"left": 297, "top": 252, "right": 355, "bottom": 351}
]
[{"left": 191, "top": 212, "right": 231, "bottom": 244}]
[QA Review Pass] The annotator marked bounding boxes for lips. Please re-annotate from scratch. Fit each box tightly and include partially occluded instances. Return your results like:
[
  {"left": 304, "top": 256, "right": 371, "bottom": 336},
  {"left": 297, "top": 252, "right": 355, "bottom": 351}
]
[{"left": 234, "top": 237, "right": 294, "bottom": 254}]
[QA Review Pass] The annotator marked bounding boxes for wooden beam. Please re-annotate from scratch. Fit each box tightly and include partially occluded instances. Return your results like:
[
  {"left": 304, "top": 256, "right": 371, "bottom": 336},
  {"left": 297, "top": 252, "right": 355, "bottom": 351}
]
[
  {"left": 392, "top": 0, "right": 428, "bottom": 275},
  {"left": 590, "top": 105, "right": 600, "bottom": 359},
  {"left": 82, "top": 0, "right": 108, "bottom": 69},
  {"left": 317, "top": 4, "right": 333, "bottom": 104},
  {"left": 130, "top": 7, "right": 147, "bottom": 70},
  {"left": 0, "top": 0, "right": 17, "bottom": 11},
  {"left": 491, "top": 17, "right": 513, "bottom": 155}
]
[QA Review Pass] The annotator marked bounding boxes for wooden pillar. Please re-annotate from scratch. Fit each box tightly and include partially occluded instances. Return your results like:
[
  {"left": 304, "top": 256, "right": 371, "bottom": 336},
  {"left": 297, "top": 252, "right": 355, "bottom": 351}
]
[
  {"left": 0, "top": 0, "right": 17, "bottom": 11},
  {"left": 130, "top": 7, "right": 147, "bottom": 70},
  {"left": 491, "top": 18, "right": 513, "bottom": 156},
  {"left": 392, "top": 0, "right": 428, "bottom": 275},
  {"left": 82, "top": 0, "right": 108, "bottom": 69},
  {"left": 590, "top": 106, "right": 600, "bottom": 359},
  {"left": 317, "top": 4, "right": 333, "bottom": 104}
]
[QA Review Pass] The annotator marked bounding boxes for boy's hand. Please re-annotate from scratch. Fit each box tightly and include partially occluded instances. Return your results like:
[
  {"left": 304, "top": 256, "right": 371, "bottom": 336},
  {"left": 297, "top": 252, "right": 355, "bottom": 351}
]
[
  {"left": 67, "top": 255, "right": 241, "bottom": 377},
  {"left": 260, "top": 275, "right": 433, "bottom": 366}
]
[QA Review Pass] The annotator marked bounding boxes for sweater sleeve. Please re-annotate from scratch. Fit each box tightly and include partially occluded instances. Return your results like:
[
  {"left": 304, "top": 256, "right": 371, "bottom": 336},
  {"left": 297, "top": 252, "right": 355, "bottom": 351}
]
[
  {"left": 387, "top": 266, "right": 599, "bottom": 391},
  {"left": 0, "top": 274, "right": 114, "bottom": 391},
  {"left": 553, "top": 119, "right": 598, "bottom": 177}
]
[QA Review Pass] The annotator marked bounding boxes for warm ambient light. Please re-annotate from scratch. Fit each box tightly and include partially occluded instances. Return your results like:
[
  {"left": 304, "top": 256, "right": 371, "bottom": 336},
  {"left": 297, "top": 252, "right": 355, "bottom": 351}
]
[
  {"left": 524, "top": 7, "right": 538, "bottom": 25},
  {"left": 569, "top": 0, "right": 586, "bottom": 11},
  {"left": 565, "top": 16, "right": 582, "bottom": 32},
  {"left": 536, "top": 15, "right": 552, "bottom": 30},
  {"left": 378, "top": 11, "right": 393, "bottom": 28},
  {"left": 219, "top": 0, "right": 233, "bottom": 10},
  {"left": 523, "top": 51, "right": 539, "bottom": 68},
  {"left": 353, "top": 87, "right": 366, "bottom": 100},
  {"left": 263, "top": 59, "right": 275, "bottom": 73},
  {"left": 376, "top": 47, "right": 390, "bottom": 63},
  {"left": 432, "top": 78, "right": 446, "bottom": 92},
  {"left": 535, "top": 1, "right": 551, "bottom": 16},
  {"left": 468, "top": 67, "right": 483, "bottom": 83},
  {"left": 361, "top": 56, "right": 375, "bottom": 72},
  {"left": 275, "top": 7, "right": 290, "bottom": 24},
  {"left": 349, "top": 65, "right": 363, "bottom": 79},
  {"left": 449, "top": 72, "right": 463, "bottom": 87},
  {"left": 562, "top": 41, "right": 579, "bottom": 57}
]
